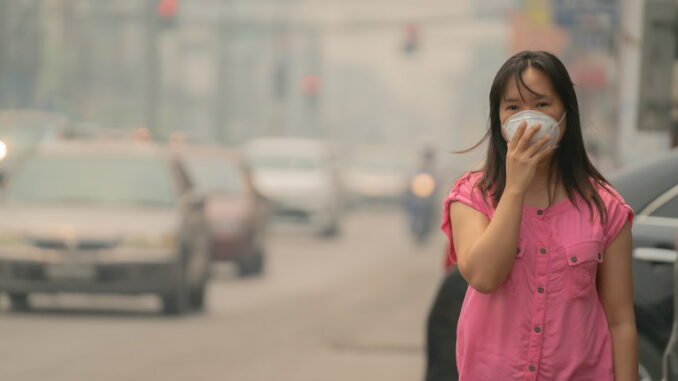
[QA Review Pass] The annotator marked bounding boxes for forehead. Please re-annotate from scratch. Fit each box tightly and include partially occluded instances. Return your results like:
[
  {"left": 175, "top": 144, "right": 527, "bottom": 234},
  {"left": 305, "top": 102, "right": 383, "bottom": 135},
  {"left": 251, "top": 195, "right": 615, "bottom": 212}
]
[{"left": 503, "top": 67, "right": 556, "bottom": 100}]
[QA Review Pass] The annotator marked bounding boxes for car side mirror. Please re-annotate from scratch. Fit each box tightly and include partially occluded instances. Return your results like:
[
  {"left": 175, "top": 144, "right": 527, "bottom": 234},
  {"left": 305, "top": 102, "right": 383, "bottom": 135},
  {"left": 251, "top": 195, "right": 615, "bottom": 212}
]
[{"left": 633, "top": 247, "right": 677, "bottom": 263}]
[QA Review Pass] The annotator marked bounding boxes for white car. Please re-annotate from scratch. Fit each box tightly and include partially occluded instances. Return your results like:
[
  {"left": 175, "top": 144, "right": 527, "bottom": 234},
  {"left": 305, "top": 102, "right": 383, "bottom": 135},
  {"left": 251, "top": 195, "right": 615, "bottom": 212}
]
[
  {"left": 341, "top": 145, "right": 413, "bottom": 206},
  {"left": 243, "top": 137, "right": 341, "bottom": 237}
]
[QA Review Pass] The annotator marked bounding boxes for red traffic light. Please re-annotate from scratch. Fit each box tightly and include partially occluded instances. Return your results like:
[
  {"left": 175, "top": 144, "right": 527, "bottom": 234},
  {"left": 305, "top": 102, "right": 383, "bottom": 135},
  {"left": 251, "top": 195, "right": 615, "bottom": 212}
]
[
  {"left": 158, "top": 0, "right": 178, "bottom": 19},
  {"left": 302, "top": 74, "right": 321, "bottom": 96}
]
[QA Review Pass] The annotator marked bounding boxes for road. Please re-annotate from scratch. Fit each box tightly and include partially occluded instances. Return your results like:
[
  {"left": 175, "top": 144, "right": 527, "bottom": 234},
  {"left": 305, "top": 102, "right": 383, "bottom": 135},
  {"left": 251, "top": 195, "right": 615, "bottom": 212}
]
[{"left": 0, "top": 208, "right": 447, "bottom": 381}]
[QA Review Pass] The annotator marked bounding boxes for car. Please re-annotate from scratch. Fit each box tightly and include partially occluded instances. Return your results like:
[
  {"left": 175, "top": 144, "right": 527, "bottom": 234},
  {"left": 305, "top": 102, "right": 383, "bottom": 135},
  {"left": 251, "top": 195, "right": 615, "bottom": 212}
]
[
  {"left": 341, "top": 145, "right": 413, "bottom": 206},
  {"left": 660, "top": 240, "right": 678, "bottom": 381},
  {"left": 0, "top": 109, "right": 69, "bottom": 179},
  {"left": 179, "top": 145, "right": 268, "bottom": 276},
  {"left": 243, "top": 137, "right": 342, "bottom": 237},
  {"left": 0, "top": 139, "right": 212, "bottom": 315},
  {"left": 608, "top": 148, "right": 678, "bottom": 381}
]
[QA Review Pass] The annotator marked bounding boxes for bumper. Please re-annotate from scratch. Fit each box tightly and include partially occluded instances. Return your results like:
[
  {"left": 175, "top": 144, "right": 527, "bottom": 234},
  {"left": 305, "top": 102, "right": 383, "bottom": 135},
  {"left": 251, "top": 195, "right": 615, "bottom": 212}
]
[
  {"left": 211, "top": 233, "right": 254, "bottom": 261},
  {"left": 0, "top": 259, "right": 180, "bottom": 295}
]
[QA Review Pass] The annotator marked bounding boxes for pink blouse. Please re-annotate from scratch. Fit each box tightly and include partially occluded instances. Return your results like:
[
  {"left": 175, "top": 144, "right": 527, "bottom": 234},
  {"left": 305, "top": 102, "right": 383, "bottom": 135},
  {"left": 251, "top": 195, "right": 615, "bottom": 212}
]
[{"left": 441, "top": 171, "right": 634, "bottom": 381}]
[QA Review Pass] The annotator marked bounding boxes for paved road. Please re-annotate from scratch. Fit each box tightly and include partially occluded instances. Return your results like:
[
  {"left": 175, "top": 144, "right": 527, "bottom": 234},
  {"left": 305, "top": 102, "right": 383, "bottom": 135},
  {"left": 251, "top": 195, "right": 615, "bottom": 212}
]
[{"left": 0, "top": 208, "right": 446, "bottom": 381}]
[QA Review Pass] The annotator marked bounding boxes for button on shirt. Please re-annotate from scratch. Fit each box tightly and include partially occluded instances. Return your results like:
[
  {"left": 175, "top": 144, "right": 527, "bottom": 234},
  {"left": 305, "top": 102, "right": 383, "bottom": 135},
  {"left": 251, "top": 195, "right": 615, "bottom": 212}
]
[{"left": 441, "top": 172, "right": 633, "bottom": 381}]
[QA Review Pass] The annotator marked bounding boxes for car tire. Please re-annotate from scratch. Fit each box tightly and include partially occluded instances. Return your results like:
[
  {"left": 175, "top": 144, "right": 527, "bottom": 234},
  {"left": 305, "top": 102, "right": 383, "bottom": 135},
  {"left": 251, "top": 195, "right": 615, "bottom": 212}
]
[
  {"left": 237, "top": 249, "right": 265, "bottom": 277},
  {"left": 638, "top": 333, "right": 663, "bottom": 381},
  {"left": 9, "top": 293, "right": 30, "bottom": 312},
  {"left": 189, "top": 283, "right": 206, "bottom": 312},
  {"left": 318, "top": 222, "right": 339, "bottom": 238},
  {"left": 161, "top": 264, "right": 189, "bottom": 316}
]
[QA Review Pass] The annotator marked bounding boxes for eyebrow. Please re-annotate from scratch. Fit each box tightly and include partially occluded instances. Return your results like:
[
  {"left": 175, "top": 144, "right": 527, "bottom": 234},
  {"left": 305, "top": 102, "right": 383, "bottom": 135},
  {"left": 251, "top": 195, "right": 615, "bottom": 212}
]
[{"left": 504, "top": 93, "right": 549, "bottom": 102}]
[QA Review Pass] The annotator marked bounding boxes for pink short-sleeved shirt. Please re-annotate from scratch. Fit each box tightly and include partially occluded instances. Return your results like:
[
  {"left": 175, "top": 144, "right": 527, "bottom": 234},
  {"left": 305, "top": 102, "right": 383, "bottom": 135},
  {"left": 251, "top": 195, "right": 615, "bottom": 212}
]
[{"left": 441, "top": 171, "right": 634, "bottom": 381}]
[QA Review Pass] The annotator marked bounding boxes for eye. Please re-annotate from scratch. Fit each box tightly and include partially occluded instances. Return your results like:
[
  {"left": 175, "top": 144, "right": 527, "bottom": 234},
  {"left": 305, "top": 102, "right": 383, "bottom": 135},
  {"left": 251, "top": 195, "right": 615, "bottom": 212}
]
[
  {"left": 505, "top": 105, "right": 518, "bottom": 111},
  {"left": 536, "top": 102, "right": 549, "bottom": 108}
]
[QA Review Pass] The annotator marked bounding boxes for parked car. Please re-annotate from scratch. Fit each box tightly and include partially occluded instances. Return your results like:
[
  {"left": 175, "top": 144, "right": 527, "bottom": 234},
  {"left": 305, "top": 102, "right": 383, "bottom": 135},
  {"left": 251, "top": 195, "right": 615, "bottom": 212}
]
[
  {"left": 609, "top": 148, "right": 678, "bottom": 381},
  {"left": 661, "top": 239, "right": 678, "bottom": 381},
  {"left": 179, "top": 145, "right": 268, "bottom": 276},
  {"left": 243, "top": 137, "right": 342, "bottom": 237},
  {"left": 0, "top": 109, "right": 68, "bottom": 180},
  {"left": 0, "top": 140, "right": 212, "bottom": 315}
]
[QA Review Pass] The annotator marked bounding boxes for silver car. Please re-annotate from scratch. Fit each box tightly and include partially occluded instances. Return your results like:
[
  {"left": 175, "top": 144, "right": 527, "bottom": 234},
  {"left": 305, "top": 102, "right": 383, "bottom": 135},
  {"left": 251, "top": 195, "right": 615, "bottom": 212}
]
[{"left": 0, "top": 140, "right": 211, "bottom": 315}]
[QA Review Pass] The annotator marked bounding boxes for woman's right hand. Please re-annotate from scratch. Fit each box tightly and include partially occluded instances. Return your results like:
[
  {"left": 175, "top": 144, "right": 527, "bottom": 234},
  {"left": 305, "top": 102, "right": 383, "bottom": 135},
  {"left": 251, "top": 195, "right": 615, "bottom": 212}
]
[{"left": 504, "top": 121, "right": 554, "bottom": 194}]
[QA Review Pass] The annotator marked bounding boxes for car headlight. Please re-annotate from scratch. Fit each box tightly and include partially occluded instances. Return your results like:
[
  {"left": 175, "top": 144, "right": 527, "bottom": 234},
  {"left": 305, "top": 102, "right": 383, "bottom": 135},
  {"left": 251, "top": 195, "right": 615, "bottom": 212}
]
[
  {"left": 122, "top": 234, "right": 176, "bottom": 249},
  {"left": 411, "top": 173, "right": 436, "bottom": 198},
  {"left": 0, "top": 140, "right": 7, "bottom": 161}
]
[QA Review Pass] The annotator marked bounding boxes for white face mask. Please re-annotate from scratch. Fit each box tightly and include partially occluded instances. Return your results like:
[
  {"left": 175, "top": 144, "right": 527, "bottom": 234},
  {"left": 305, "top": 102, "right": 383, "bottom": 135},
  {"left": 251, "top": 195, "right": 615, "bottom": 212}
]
[{"left": 502, "top": 110, "right": 566, "bottom": 149}]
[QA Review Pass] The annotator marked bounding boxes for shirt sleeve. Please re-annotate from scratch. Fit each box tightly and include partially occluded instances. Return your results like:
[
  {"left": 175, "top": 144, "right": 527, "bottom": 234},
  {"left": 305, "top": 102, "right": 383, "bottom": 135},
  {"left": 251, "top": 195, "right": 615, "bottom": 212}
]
[
  {"left": 440, "top": 172, "right": 492, "bottom": 265},
  {"left": 601, "top": 185, "right": 634, "bottom": 250}
]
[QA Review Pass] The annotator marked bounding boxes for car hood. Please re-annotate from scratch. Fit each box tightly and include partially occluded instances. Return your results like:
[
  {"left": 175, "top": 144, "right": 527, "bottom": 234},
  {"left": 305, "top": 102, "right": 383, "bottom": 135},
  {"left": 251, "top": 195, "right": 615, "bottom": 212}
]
[
  {"left": 0, "top": 205, "right": 180, "bottom": 240},
  {"left": 205, "top": 194, "right": 250, "bottom": 220}
]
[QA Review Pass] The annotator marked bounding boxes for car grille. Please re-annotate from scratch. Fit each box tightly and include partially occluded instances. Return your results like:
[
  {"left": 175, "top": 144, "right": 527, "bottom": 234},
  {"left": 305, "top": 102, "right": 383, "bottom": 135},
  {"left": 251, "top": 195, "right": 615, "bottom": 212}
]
[{"left": 27, "top": 238, "right": 120, "bottom": 251}]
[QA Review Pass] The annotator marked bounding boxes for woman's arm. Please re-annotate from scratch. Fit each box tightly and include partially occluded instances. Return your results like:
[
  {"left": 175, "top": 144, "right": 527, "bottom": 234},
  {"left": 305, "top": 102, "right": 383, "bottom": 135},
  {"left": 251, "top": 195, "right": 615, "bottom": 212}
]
[
  {"left": 597, "top": 221, "right": 637, "bottom": 381},
  {"left": 450, "top": 190, "right": 523, "bottom": 293},
  {"left": 450, "top": 123, "right": 553, "bottom": 293}
]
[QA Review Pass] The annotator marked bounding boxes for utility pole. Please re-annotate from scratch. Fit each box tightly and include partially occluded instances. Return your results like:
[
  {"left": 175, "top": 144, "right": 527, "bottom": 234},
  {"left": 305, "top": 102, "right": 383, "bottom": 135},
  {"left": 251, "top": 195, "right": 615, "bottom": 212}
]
[
  {"left": 145, "top": 1, "right": 160, "bottom": 137},
  {"left": 0, "top": 0, "right": 7, "bottom": 107}
]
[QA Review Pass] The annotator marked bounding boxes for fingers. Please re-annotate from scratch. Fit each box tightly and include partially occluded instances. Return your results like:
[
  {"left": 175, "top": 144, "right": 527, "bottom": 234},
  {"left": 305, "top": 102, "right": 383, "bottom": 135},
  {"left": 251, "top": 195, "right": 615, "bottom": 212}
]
[
  {"left": 515, "top": 123, "right": 542, "bottom": 152},
  {"left": 532, "top": 142, "right": 556, "bottom": 162},
  {"left": 508, "top": 122, "right": 528, "bottom": 150},
  {"left": 524, "top": 135, "right": 551, "bottom": 158}
]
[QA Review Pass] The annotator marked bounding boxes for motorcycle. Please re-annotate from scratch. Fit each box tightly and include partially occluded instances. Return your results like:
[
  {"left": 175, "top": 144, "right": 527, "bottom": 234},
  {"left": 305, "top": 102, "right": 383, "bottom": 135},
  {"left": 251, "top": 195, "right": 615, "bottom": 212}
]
[{"left": 404, "top": 171, "right": 438, "bottom": 244}]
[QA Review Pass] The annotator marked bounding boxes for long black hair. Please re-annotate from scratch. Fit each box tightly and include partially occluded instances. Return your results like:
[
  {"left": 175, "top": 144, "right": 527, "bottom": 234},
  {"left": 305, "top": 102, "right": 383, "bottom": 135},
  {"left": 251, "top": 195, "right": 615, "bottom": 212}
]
[{"left": 460, "top": 50, "right": 610, "bottom": 224}]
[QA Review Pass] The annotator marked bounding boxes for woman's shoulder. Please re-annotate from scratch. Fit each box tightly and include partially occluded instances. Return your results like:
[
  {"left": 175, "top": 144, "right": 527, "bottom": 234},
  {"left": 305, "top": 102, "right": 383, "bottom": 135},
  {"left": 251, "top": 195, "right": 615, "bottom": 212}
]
[
  {"left": 445, "top": 171, "right": 492, "bottom": 210},
  {"left": 451, "top": 170, "right": 485, "bottom": 189},
  {"left": 590, "top": 178, "right": 628, "bottom": 208}
]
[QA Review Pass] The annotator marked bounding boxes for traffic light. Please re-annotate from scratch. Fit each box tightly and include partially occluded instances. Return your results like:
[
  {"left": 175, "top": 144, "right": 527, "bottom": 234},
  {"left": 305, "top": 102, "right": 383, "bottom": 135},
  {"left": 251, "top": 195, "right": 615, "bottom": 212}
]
[
  {"left": 402, "top": 24, "right": 420, "bottom": 55},
  {"left": 157, "top": 0, "right": 178, "bottom": 29},
  {"left": 302, "top": 74, "right": 321, "bottom": 107}
]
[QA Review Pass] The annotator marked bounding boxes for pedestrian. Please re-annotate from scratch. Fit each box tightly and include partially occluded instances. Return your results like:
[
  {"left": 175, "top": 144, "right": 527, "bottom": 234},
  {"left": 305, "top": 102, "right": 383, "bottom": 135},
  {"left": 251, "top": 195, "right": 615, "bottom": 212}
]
[{"left": 441, "top": 51, "right": 637, "bottom": 380}]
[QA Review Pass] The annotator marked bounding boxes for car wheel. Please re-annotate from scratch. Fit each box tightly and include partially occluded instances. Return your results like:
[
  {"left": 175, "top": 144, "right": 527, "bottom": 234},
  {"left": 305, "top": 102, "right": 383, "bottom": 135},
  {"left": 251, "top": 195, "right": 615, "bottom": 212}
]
[
  {"left": 189, "top": 283, "right": 206, "bottom": 312},
  {"left": 9, "top": 293, "right": 30, "bottom": 312},
  {"left": 237, "top": 249, "right": 265, "bottom": 277},
  {"left": 638, "top": 333, "right": 663, "bottom": 381},
  {"left": 318, "top": 222, "right": 339, "bottom": 238},
  {"left": 162, "top": 264, "right": 189, "bottom": 316}
]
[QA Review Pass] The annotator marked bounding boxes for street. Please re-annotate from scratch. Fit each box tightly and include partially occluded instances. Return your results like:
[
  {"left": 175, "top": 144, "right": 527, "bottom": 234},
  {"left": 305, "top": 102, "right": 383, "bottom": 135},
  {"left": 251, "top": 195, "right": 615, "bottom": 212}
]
[{"left": 0, "top": 208, "right": 444, "bottom": 381}]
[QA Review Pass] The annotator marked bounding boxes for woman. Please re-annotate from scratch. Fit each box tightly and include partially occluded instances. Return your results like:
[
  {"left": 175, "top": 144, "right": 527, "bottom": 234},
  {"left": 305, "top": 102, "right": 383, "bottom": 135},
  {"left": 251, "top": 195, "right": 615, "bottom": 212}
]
[{"left": 442, "top": 51, "right": 637, "bottom": 380}]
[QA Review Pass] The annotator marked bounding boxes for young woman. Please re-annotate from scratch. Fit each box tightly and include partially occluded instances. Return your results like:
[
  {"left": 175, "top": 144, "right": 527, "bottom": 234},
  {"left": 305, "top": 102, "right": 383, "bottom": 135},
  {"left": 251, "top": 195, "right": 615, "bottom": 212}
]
[{"left": 441, "top": 51, "right": 637, "bottom": 380}]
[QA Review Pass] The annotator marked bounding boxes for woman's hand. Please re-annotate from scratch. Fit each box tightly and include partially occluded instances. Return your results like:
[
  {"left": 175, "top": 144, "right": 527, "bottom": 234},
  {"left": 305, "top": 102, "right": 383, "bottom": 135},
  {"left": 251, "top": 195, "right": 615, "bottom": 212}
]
[{"left": 505, "top": 122, "right": 554, "bottom": 194}]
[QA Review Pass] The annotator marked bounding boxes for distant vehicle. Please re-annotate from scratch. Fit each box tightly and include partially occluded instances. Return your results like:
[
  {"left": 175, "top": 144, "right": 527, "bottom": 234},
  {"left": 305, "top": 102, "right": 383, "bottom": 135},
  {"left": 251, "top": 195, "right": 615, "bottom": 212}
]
[
  {"left": 341, "top": 146, "right": 412, "bottom": 206},
  {"left": 661, "top": 239, "right": 678, "bottom": 381},
  {"left": 0, "top": 140, "right": 211, "bottom": 315},
  {"left": 0, "top": 109, "right": 68, "bottom": 180},
  {"left": 179, "top": 145, "right": 268, "bottom": 276},
  {"left": 243, "top": 137, "right": 342, "bottom": 237},
  {"left": 612, "top": 148, "right": 678, "bottom": 381}
]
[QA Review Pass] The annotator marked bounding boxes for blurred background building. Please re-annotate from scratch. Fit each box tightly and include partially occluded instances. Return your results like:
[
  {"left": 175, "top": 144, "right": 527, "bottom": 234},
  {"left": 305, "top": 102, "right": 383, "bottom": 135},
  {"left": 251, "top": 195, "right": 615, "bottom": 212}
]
[{"left": 2, "top": 0, "right": 672, "bottom": 173}]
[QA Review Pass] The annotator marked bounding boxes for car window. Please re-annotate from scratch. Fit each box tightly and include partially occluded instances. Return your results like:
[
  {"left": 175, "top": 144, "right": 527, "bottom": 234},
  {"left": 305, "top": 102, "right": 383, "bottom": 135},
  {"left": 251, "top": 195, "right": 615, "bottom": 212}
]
[
  {"left": 184, "top": 156, "right": 244, "bottom": 195},
  {"left": 652, "top": 193, "right": 678, "bottom": 219},
  {"left": 4, "top": 154, "right": 177, "bottom": 207},
  {"left": 249, "top": 155, "right": 322, "bottom": 171}
]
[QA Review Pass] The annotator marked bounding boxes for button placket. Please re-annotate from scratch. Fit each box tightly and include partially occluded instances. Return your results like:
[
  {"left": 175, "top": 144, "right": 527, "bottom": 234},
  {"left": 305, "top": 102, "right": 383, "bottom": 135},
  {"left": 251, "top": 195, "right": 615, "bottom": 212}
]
[{"left": 524, "top": 229, "right": 551, "bottom": 380}]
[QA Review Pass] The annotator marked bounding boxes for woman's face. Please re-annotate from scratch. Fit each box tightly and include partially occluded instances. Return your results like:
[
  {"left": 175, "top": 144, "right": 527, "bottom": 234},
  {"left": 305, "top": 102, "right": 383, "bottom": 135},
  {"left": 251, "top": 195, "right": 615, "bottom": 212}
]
[{"left": 499, "top": 67, "right": 566, "bottom": 144}]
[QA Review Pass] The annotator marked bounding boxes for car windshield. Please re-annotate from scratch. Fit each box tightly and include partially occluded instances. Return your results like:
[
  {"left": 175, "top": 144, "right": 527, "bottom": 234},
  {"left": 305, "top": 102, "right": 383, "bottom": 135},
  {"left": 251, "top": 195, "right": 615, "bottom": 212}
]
[
  {"left": 349, "top": 154, "right": 408, "bottom": 174},
  {"left": 184, "top": 156, "right": 245, "bottom": 195},
  {"left": 249, "top": 155, "right": 321, "bottom": 171},
  {"left": 4, "top": 154, "right": 177, "bottom": 207}
]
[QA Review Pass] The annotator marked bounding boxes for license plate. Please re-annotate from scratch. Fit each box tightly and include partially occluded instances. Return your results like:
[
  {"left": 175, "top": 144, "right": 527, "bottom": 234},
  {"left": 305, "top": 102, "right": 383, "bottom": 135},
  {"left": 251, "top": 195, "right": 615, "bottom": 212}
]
[{"left": 46, "top": 263, "right": 96, "bottom": 281}]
